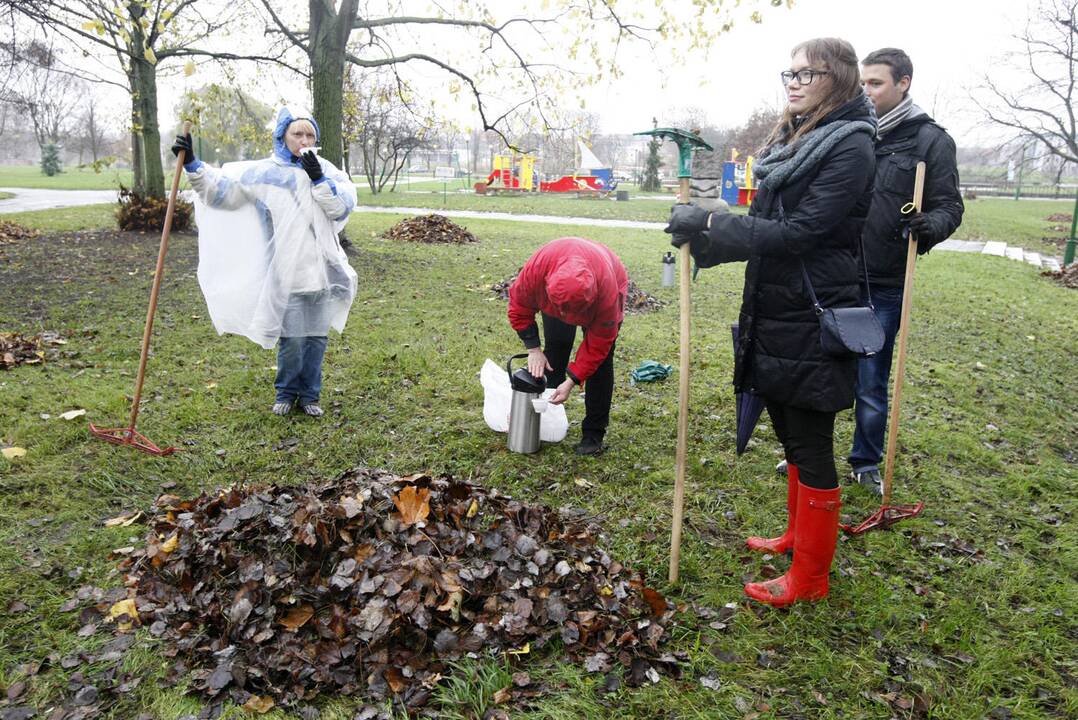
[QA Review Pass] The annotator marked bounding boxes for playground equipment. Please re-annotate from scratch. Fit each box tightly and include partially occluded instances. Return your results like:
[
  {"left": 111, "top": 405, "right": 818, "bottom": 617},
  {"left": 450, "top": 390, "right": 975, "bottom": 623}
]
[
  {"left": 477, "top": 140, "right": 619, "bottom": 196},
  {"left": 540, "top": 140, "right": 617, "bottom": 195},
  {"left": 480, "top": 146, "right": 538, "bottom": 193},
  {"left": 720, "top": 149, "right": 756, "bottom": 206}
]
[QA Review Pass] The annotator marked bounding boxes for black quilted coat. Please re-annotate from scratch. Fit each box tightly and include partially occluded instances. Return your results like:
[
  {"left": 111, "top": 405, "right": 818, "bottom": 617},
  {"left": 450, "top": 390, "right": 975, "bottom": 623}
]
[{"left": 689, "top": 95, "right": 876, "bottom": 412}]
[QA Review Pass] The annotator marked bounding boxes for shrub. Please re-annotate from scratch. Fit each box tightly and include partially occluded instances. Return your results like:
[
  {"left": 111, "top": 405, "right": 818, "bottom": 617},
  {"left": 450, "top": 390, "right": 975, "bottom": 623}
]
[
  {"left": 116, "top": 185, "right": 193, "bottom": 232},
  {"left": 40, "top": 143, "right": 62, "bottom": 176}
]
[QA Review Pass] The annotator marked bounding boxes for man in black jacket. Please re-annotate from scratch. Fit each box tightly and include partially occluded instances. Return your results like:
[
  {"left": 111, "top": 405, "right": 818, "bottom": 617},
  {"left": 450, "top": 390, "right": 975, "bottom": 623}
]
[{"left": 848, "top": 48, "right": 964, "bottom": 493}]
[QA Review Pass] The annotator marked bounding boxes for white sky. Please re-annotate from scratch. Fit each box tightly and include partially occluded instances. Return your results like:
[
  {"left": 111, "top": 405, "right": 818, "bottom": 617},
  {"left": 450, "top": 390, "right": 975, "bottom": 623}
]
[
  {"left": 594, "top": 0, "right": 1024, "bottom": 142},
  {"left": 135, "top": 0, "right": 1031, "bottom": 147}
]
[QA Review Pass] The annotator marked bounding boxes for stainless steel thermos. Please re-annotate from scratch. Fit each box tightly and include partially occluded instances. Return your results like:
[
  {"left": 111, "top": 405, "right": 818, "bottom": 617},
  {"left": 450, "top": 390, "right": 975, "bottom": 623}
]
[
  {"left": 662, "top": 251, "right": 676, "bottom": 287},
  {"left": 506, "top": 353, "right": 545, "bottom": 453}
]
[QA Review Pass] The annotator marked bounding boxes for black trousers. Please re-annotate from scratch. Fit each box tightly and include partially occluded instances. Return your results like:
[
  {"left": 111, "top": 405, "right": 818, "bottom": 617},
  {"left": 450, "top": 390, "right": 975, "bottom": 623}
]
[
  {"left": 542, "top": 313, "right": 615, "bottom": 439},
  {"left": 766, "top": 401, "right": 839, "bottom": 490}
]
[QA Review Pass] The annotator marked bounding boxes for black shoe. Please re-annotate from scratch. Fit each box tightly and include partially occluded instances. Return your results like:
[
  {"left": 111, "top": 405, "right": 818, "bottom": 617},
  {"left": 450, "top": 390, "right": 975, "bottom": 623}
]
[
  {"left": 575, "top": 436, "right": 604, "bottom": 456},
  {"left": 848, "top": 469, "right": 883, "bottom": 496}
]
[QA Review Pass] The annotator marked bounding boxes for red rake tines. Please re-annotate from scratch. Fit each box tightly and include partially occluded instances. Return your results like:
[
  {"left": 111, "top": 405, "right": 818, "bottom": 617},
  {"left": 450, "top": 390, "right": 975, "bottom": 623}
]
[
  {"left": 89, "top": 423, "right": 176, "bottom": 456},
  {"left": 840, "top": 501, "right": 924, "bottom": 535},
  {"left": 89, "top": 120, "right": 190, "bottom": 458}
]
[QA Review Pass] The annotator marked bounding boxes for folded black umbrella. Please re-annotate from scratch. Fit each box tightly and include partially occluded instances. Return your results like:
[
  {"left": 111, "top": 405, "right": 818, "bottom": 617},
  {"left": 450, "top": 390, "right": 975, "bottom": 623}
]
[{"left": 731, "top": 323, "right": 765, "bottom": 455}]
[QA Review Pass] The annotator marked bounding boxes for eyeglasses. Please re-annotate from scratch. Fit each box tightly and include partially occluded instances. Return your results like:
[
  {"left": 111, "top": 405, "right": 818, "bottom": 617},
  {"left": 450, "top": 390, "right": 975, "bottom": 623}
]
[{"left": 781, "top": 69, "right": 829, "bottom": 86}]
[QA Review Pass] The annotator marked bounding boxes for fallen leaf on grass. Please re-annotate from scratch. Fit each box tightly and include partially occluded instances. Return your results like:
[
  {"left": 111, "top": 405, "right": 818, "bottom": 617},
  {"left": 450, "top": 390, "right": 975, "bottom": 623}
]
[
  {"left": 108, "top": 598, "right": 139, "bottom": 631},
  {"left": 159, "top": 533, "right": 179, "bottom": 554},
  {"left": 59, "top": 409, "right": 86, "bottom": 420},
  {"left": 1, "top": 447, "right": 26, "bottom": 459},
  {"left": 278, "top": 604, "right": 314, "bottom": 631},
  {"left": 392, "top": 485, "right": 430, "bottom": 526},
  {"left": 242, "top": 695, "right": 275, "bottom": 713},
  {"left": 103, "top": 511, "right": 143, "bottom": 527}
]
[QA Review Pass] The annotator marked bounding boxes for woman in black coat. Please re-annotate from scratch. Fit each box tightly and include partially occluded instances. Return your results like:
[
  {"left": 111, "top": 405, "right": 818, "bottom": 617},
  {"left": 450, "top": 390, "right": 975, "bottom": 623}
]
[{"left": 665, "top": 37, "right": 876, "bottom": 607}]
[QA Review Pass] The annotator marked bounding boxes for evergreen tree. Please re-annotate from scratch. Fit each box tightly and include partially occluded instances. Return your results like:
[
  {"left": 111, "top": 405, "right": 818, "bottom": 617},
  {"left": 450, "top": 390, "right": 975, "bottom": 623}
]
[
  {"left": 641, "top": 136, "right": 662, "bottom": 192},
  {"left": 40, "top": 143, "right": 62, "bottom": 176}
]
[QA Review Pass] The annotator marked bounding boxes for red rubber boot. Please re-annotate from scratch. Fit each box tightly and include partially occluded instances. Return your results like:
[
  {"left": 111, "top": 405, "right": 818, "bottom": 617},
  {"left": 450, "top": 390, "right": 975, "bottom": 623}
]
[
  {"left": 744, "top": 483, "right": 841, "bottom": 608},
  {"left": 746, "top": 463, "right": 799, "bottom": 554}
]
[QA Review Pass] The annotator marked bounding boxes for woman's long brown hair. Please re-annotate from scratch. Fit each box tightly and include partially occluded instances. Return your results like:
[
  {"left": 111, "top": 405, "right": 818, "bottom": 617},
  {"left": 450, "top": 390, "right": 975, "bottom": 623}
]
[{"left": 763, "top": 37, "right": 863, "bottom": 151}]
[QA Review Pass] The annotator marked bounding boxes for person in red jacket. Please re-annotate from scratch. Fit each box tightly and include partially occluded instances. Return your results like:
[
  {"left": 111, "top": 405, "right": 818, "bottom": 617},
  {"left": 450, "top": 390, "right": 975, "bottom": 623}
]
[{"left": 507, "top": 237, "right": 628, "bottom": 455}]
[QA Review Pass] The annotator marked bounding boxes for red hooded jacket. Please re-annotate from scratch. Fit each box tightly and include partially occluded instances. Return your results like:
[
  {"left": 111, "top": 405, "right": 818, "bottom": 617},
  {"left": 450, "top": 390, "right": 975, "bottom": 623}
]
[{"left": 507, "top": 237, "right": 628, "bottom": 383}]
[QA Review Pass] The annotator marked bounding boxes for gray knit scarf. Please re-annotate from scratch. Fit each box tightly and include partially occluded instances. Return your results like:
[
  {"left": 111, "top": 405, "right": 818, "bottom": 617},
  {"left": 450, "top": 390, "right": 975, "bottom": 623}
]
[
  {"left": 753, "top": 97, "right": 876, "bottom": 194},
  {"left": 876, "top": 95, "right": 914, "bottom": 139}
]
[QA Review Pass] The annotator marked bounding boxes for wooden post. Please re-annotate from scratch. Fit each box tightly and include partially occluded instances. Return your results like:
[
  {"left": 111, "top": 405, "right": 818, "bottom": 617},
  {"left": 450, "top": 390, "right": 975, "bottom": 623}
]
[
  {"left": 669, "top": 175, "right": 692, "bottom": 583},
  {"left": 882, "top": 161, "right": 926, "bottom": 503}
]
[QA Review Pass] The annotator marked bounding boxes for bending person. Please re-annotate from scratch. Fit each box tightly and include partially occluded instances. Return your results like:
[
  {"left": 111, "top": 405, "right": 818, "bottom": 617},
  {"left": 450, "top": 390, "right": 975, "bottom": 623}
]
[
  {"left": 507, "top": 237, "right": 628, "bottom": 455},
  {"left": 664, "top": 38, "right": 876, "bottom": 607},
  {"left": 172, "top": 106, "right": 357, "bottom": 417}
]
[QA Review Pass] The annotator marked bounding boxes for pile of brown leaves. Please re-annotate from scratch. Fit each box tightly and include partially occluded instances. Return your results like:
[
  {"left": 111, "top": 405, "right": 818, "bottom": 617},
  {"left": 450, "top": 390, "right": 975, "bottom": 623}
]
[
  {"left": 0, "top": 331, "right": 66, "bottom": 369},
  {"left": 0, "top": 220, "right": 40, "bottom": 246},
  {"left": 624, "top": 279, "right": 665, "bottom": 313},
  {"left": 382, "top": 214, "right": 477, "bottom": 244},
  {"left": 116, "top": 186, "right": 193, "bottom": 232},
  {"left": 1043, "top": 263, "right": 1078, "bottom": 289},
  {"left": 109, "top": 468, "right": 676, "bottom": 713},
  {"left": 1045, "top": 213, "right": 1073, "bottom": 223},
  {"left": 492, "top": 271, "right": 663, "bottom": 314}
]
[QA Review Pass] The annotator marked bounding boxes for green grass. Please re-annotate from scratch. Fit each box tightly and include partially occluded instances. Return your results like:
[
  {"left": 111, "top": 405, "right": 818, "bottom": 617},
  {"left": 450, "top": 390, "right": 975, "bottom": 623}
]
[
  {"left": 0, "top": 205, "right": 1076, "bottom": 719},
  {"left": 954, "top": 197, "right": 1076, "bottom": 257},
  {"left": 0, "top": 165, "right": 139, "bottom": 191},
  {"left": 0, "top": 191, "right": 14, "bottom": 200},
  {"left": 357, "top": 183, "right": 676, "bottom": 222}
]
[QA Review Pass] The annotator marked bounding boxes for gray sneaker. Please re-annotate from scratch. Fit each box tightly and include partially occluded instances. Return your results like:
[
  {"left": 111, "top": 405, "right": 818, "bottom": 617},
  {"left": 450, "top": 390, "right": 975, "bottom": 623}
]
[
  {"left": 272, "top": 401, "right": 294, "bottom": 416},
  {"left": 776, "top": 459, "right": 788, "bottom": 475},
  {"left": 850, "top": 469, "right": 883, "bottom": 495}
]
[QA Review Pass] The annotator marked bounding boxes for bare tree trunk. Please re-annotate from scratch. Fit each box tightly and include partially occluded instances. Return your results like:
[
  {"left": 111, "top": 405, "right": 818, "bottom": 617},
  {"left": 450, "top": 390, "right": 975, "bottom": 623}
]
[
  {"left": 131, "top": 55, "right": 164, "bottom": 197},
  {"left": 308, "top": 0, "right": 356, "bottom": 169}
]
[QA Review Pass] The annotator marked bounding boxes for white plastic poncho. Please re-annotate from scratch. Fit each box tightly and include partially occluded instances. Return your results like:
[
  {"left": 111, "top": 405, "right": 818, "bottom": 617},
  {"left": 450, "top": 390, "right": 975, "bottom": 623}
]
[{"left": 186, "top": 107, "right": 358, "bottom": 349}]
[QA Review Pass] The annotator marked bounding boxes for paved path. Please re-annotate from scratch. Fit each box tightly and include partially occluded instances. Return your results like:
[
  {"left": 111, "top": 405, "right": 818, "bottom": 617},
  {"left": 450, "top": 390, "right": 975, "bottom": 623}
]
[
  {"left": 0, "top": 187, "right": 117, "bottom": 214},
  {"left": 0, "top": 189, "right": 1064, "bottom": 270},
  {"left": 357, "top": 205, "right": 1067, "bottom": 269},
  {"left": 354, "top": 204, "right": 665, "bottom": 230}
]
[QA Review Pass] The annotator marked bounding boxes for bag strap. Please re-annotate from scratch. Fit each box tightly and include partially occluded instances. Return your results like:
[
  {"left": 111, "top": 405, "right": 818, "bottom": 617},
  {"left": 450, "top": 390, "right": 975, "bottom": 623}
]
[{"left": 777, "top": 191, "right": 876, "bottom": 312}]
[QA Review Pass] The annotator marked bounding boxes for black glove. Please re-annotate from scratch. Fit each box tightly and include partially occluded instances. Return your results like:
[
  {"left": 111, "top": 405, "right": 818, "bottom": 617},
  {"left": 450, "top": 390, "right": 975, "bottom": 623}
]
[
  {"left": 902, "top": 212, "right": 939, "bottom": 255},
  {"left": 670, "top": 231, "right": 701, "bottom": 249},
  {"left": 906, "top": 212, "right": 937, "bottom": 241},
  {"left": 171, "top": 133, "right": 195, "bottom": 164},
  {"left": 301, "top": 150, "right": 323, "bottom": 182},
  {"left": 664, "top": 203, "right": 711, "bottom": 235}
]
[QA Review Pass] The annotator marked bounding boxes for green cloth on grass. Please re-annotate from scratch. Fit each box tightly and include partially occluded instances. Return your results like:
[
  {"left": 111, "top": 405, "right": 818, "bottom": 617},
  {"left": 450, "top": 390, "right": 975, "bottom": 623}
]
[{"left": 630, "top": 360, "right": 673, "bottom": 384}]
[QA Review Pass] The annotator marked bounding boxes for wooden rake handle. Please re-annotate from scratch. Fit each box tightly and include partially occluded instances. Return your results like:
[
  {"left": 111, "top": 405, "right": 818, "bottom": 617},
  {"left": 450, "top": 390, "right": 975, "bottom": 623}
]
[
  {"left": 669, "top": 176, "right": 692, "bottom": 583},
  {"left": 127, "top": 120, "right": 192, "bottom": 432},
  {"left": 881, "top": 161, "right": 926, "bottom": 503}
]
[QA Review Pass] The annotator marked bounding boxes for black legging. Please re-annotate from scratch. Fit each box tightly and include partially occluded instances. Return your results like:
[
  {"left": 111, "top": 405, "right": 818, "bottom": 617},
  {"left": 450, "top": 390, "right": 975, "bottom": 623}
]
[
  {"left": 541, "top": 313, "right": 615, "bottom": 440},
  {"left": 766, "top": 401, "right": 839, "bottom": 489}
]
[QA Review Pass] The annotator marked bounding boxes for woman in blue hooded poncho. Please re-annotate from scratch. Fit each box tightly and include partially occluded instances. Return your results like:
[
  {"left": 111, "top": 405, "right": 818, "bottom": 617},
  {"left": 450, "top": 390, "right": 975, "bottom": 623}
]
[{"left": 172, "top": 107, "right": 358, "bottom": 417}]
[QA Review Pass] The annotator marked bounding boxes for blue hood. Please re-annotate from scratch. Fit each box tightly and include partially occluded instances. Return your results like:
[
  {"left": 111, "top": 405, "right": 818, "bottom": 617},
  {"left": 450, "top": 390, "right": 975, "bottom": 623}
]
[{"left": 273, "top": 106, "right": 321, "bottom": 163}]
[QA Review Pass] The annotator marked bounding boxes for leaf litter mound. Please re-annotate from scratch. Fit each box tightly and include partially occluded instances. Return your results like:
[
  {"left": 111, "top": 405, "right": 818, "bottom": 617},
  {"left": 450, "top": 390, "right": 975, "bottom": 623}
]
[
  {"left": 109, "top": 468, "right": 677, "bottom": 713},
  {"left": 1043, "top": 263, "right": 1078, "bottom": 289},
  {"left": 0, "top": 331, "right": 65, "bottom": 369},
  {"left": 0, "top": 220, "right": 39, "bottom": 246},
  {"left": 382, "top": 214, "right": 477, "bottom": 244},
  {"left": 492, "top": 269, "right": 664, "bottom": 314}
]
